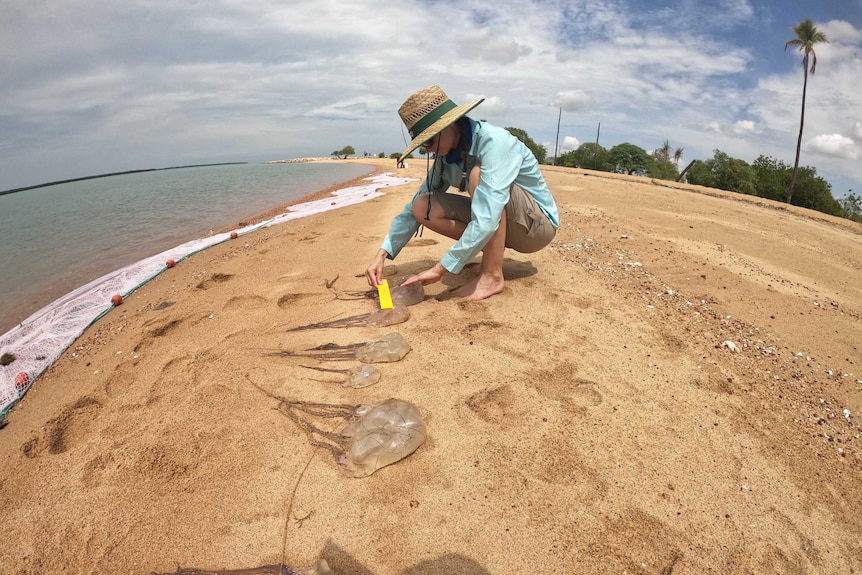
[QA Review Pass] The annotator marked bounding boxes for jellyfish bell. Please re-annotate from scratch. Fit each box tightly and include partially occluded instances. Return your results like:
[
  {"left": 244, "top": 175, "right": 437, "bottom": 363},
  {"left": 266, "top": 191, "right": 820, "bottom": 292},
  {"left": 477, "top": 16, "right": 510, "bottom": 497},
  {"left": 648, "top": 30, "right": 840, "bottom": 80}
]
[
  {"left": 390, "top": 280, "right": 425, "bottom": 307},
  {"left": 338, "top": 399, "right": 427, "bottom": 478}
]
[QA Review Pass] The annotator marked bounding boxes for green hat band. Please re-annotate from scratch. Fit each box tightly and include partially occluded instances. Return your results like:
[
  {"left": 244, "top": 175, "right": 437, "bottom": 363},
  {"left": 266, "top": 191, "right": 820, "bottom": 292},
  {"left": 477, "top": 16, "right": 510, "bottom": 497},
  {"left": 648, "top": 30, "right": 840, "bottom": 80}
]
[{"left": 410, "top": 100, "right": 457, "bottom": 138}]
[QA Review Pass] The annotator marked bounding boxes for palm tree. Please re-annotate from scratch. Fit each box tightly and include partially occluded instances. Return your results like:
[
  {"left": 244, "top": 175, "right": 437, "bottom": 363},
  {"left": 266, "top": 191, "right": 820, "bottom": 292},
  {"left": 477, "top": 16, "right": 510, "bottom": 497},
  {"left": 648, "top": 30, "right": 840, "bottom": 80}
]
[
  {"left": 658, "top": 140, "right": 672, "bottom": 161},
  {"left": 784, "top": 18, "right": 828, "bottom": 204}
]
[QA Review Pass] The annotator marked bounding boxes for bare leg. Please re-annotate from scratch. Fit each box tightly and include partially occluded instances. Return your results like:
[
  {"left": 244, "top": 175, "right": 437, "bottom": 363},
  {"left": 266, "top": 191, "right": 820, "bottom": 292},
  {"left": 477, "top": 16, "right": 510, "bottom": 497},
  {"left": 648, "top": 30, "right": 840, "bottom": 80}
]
[
  {"left": 452, "top": 166, "right": 506, "bottom": 300},
  {"left": 411, "top": 195, "right": 467, "bottom": 240}
]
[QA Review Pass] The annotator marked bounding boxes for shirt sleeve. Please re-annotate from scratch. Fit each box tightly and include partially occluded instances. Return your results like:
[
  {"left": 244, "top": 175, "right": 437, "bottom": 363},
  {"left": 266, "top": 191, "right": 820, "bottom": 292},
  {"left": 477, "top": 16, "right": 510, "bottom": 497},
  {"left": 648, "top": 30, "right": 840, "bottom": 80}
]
[
  {"left": 440, "top": 130, "right": 521, "bottom": 273},
  {"left": 380, "top": 168, "right": 438, "bottom": 260},
  {"left": 380, "top": 201, "right": 418, "bottom": 259}
]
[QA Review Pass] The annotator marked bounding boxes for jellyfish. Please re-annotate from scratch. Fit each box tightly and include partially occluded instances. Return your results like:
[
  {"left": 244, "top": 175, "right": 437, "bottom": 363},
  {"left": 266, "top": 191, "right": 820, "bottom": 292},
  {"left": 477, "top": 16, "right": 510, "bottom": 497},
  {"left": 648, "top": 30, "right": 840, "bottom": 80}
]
[
  {"left": 152, "top": 559, "right": 331, "bottom": 575},
  {"left": 300, "top": 364, "right": 381, "bottom": 388},
  {"left": 247, "top": 377, "right": 426, "bottom": 478},
  {"left": 268, "top": 332, "right": 410, "bottom": 363},
  {"left": 389, "top": 281, "right": 425, "bottom": 307},
  {"left": 287, "top": 304, "right": 409, "bottom": 332},
  {"left": 337, "top": 399, "right": 427, "bottom": 478},
  {"left": 334, "top": 277, "right": 425, "bottom": 307}
]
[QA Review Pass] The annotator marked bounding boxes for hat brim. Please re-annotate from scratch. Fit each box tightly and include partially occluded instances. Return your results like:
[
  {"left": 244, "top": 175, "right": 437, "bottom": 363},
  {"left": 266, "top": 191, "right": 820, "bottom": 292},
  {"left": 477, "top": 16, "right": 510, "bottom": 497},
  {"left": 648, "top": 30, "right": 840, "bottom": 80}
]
[{"left": 400, "top": 98, "right": 484, "bottom": 161}]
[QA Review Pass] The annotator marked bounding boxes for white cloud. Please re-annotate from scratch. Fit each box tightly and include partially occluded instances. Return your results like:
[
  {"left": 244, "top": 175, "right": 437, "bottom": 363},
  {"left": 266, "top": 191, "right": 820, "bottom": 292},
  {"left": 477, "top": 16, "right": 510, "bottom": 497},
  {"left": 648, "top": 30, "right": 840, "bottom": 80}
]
[
  {"left": 305, "top": 95, "right": 389, "bottom": 121},
  {"left": 474, "top": 96, "right": 509, "bottom": 117},
  {"left": 853, "top": 121, "right": 862, "bottom": 140},
  {"left": 820, "top": 20, "right": 862, "bottom": 44},
  {"left": 724, "top": 0, "right": 754, "bottom": 17},
  {"left": 456, "top": 29, "right": 532, "bottom": 64},
  {"left": 807, "top": 134, "right": 860, "bottom": 160},
  {"left": 564, "top": 135, "right": 582, "bottom": 149},
  {"left": 701, "top": 121, "right": 723, "bottom": 134},
  {"left": 732, "top": 120, "right": 760, "bottom": 135},
  {"left": 562, "top": 136, "right": 582, "bottom": 152},
  {"left": 554, "top": 90, "right": 594, "bottom": 112}
]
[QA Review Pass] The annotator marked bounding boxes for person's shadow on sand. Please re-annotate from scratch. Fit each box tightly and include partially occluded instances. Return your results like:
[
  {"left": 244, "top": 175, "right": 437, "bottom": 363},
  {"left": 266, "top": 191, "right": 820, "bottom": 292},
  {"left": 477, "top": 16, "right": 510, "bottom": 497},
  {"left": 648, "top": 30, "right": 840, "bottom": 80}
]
[
  {"left": 399, "top": 554, "right": 491, "bottom": 575},
  {"left": 322, "top": 538, "right": 491, "bottom": 575},
  {"left": 151, "top": 540, "right": 491, "bottom": 575}
]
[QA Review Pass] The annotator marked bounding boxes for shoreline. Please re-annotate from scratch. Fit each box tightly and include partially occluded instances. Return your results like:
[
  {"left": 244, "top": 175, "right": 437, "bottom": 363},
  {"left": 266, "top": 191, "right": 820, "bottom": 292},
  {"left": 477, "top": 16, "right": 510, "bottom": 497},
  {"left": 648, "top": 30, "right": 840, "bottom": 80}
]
[
  {"left": 215, "top": 159, "right": 386, "bottom": 233},
  {"left": 0, "top": 159, "right": 412, "bottom": 421},
  {"left": 0, "top": 158, "right": 395, "bottom": 331},
  {"left": 0, "top": 160, "right": 381, "bottom": 335}
]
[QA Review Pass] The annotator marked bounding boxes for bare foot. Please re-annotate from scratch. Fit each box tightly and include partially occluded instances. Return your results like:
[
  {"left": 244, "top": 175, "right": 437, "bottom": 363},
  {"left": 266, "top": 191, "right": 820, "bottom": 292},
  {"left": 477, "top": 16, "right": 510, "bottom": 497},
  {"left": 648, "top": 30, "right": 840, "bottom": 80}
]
[{"left": 452, "top": 273, "right": 505, "bottom": 301}]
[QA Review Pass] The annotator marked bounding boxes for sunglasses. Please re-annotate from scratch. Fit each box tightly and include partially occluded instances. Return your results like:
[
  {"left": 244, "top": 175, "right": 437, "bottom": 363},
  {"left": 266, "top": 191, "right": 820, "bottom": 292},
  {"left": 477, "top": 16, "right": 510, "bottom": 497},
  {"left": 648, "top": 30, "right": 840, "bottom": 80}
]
[{"left": 422, "top": 133, "right": 439, "bottom": 148}]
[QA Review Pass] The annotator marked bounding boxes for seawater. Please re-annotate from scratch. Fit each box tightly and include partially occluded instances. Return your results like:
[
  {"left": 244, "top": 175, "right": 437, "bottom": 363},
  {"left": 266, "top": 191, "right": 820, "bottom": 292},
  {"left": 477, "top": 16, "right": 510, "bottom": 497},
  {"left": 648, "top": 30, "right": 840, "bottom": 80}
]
[{"left": 0, "top": 162, "right": 372, "bottom": 333}]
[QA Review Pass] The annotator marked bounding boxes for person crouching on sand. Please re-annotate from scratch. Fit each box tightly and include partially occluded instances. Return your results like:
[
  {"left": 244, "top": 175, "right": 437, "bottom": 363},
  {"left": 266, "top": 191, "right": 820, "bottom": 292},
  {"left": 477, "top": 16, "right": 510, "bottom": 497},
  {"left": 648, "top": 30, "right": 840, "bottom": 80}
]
[{"left": 365, "top": 85, "right": 560, "bottom": 301}]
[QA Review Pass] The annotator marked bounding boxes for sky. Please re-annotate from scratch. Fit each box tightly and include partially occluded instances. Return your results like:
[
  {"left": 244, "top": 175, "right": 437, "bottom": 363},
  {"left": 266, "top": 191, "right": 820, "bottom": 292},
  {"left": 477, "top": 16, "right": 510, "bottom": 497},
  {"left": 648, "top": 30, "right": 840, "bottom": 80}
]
[{"left": 2, "top": 0, "right": 861, "bottom": 197}]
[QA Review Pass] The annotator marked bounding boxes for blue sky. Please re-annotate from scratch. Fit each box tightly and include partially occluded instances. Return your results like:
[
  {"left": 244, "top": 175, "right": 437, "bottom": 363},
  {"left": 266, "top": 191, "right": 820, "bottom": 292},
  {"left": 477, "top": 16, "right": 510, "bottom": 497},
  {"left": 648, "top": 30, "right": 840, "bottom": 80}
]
[{"left": 2, "top": 0, "right": 860, "bottom": 197}]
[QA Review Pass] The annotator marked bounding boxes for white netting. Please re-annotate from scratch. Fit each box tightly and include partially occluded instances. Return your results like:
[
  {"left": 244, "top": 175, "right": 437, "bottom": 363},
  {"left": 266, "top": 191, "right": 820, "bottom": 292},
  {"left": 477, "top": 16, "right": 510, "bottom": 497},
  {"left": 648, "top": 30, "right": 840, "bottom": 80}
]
[{"left": 0, "top": 172, "right": 417, "bottom": 421}]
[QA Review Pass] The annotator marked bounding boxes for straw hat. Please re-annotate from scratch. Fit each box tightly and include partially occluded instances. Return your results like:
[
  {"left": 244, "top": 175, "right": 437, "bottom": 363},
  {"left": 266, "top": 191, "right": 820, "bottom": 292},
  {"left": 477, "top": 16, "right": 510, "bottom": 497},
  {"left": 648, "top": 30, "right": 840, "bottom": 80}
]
[{"left": 398, "top": 85, "right": 484, "bottom": 160}]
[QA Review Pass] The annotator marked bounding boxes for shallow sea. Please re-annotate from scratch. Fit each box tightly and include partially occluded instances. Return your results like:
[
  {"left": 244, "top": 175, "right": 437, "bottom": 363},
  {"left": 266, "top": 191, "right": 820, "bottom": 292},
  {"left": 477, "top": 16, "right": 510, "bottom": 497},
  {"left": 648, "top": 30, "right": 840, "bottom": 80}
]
[{"left": 0, "top": 162, "right": 372, "bottom": 334}]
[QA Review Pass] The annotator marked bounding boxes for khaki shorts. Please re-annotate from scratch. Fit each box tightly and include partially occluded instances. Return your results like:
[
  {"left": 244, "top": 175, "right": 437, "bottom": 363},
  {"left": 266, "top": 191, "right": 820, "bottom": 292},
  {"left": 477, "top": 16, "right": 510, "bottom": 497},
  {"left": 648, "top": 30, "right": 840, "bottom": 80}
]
[{"left": 433, "top": 184, "right": 556, "bottom": 253}]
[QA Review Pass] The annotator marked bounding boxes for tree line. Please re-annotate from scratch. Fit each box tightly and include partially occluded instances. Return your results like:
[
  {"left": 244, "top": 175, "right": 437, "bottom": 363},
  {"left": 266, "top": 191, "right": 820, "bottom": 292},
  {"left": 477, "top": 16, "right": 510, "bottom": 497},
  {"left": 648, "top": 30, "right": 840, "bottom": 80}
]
[{"left": 553, "top": 140, "right": 859, "bottom": 222}]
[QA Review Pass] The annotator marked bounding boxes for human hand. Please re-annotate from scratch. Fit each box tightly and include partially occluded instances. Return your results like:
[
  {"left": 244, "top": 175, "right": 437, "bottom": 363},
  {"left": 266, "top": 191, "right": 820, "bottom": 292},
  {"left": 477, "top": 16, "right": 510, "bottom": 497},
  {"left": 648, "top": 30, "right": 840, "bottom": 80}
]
[
  {"left": 365, "top": 250, "right": 389, "bottom": 287},
  {"left": 401, "top": 263, "right": 446, "bottom": 287}
]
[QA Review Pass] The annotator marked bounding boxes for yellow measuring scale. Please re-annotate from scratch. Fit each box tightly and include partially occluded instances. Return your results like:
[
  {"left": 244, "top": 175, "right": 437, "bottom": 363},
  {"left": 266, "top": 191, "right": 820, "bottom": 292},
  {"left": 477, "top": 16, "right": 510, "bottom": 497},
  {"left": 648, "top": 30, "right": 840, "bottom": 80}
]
[{"left": 377, "top": 279, "right": 394, "bottom": 309}]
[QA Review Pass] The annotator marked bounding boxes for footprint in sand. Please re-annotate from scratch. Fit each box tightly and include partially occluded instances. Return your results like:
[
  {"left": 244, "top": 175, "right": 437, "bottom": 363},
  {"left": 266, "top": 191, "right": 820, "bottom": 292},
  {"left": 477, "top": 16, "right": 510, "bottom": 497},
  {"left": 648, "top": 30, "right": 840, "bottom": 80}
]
[
  {"left": 465, "top": 384, "right": 527, "bottom": 425},
  {"left": 298, "top": 231, "right": 323, "bottom": 243},
  {"left": 464, "top": 383, "right": 608, "bottom": 498},
  {"left": 277, "top": 293, "right": 316, "bottom": 308},
  {"left": 462, "top": 320, "right": 503, "bottom": 333},
  {"left": 133, "top": 317, "right": 185, "bottom": 354},
  {"left": 501, "top": 259, "right": 538, "bottom": 280},
  {"left": 196, "top": 272, "right": 233, "bottom": 290},
  {"left": 529, "top": 364, "right": 604, "bottom": 414},
  {"left": 224, "top": 294, "right": 269, "bottom": 311},
  {"left": 659, "top": 330, "right": 687, "bottom": 352},
  {"left": 21, "top": 396, "right": 103, "bottom": 458}
]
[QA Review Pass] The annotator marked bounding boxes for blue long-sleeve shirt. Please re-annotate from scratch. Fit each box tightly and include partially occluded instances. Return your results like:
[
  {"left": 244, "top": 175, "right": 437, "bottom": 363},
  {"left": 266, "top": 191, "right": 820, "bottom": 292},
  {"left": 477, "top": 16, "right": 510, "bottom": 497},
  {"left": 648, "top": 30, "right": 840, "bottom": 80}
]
[{"left": 381, "top": 119, "right": 559, "bottom": 274}]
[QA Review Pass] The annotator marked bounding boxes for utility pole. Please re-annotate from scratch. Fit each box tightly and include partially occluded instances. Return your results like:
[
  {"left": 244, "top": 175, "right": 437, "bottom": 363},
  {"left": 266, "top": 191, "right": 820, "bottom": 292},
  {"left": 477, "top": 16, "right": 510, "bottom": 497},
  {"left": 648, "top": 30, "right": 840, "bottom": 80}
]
[
  {"left": 553, "top": 108, "right": 562, "bottom": 166},
  {"left": 593, "top": 122, "right": 601, "bottom": 162},
  {"left": 677, "top": 160, "right": 696, "bottom": 182}
]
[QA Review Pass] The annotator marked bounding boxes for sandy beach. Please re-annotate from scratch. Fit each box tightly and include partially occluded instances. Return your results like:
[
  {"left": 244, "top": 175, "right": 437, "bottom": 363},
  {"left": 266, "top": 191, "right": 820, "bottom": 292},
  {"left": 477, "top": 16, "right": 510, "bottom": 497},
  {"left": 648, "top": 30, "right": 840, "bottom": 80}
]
[{"left": 1, "top": 157, "right": 860, "bottom": 574}]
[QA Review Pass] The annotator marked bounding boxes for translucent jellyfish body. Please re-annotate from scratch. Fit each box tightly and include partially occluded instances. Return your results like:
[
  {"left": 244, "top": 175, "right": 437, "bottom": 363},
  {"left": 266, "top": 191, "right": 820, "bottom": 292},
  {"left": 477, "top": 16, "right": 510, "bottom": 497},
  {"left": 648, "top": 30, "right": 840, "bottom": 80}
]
[
  {"left": 270, "top": 332, "right": 410, "bottom": 363},
  {"left": 365, "top": 304, "right": 410, "bottom": 327},
  {"left": 288, "top": 305, "right": 409, "bottom": 331},
  {"left": 152, "top": 558, "right": 331, "bottom": 575},
  {"left": 390, "top": 281, "right": 425, "bottom": 306},
  {"left": 338, "top": 399, "right": 427, "bottom": 478},
  {"left": 355, "top": 332, "right": 410, "bottom": 363},
  {"left": 301, "top": 364, "right": 381, "bottom": 388},
  {"left": 342, "top": 364, "right": 381, "bottom": 388},
  {"left": 259, "top": 392, "right": 427, "bottom": 478}
]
